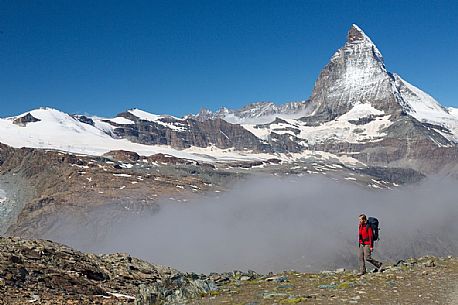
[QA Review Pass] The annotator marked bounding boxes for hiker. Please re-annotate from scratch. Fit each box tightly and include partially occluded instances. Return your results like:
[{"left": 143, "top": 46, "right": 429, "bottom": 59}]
[{"left": 358, "top": 214, "right": 382, "bottom": 275}]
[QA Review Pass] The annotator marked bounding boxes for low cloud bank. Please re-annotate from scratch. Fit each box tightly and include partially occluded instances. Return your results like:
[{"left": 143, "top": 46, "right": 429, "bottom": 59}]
[{"left": 45, "top": 176, "right": 458, "bottom": 274}]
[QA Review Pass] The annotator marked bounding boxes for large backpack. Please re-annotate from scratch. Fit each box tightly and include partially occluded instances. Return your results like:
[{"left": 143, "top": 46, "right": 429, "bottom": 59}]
[{"left": 366, "top": 217, "right": 380, "bottom": 241}]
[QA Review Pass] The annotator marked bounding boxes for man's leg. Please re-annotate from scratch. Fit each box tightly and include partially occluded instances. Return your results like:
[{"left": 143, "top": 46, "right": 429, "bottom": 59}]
[
  {"left": 364, "top": 246, "right": 382, "bottom": 269},
  {"left": 358, "top": 245, "right": 366, "bottom": 274}
]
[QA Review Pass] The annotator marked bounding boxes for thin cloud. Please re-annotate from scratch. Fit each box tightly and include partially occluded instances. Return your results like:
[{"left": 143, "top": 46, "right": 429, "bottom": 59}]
[{"left": 44, "top": 175, "right": 458, "bottom": 274}]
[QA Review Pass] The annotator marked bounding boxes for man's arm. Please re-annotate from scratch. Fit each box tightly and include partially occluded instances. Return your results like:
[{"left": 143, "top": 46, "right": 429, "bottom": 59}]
[
  {"left": 368, "top": 226, "right": 374, "bottom": 249},
  {"left": 358, "top": 226, "right": 362, "bottom": 247}
]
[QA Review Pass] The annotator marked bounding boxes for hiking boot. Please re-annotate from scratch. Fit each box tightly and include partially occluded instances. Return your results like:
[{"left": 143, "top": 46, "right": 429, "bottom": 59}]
[{"left": 377, "top": 262, "right": 383, "bottom": 272}]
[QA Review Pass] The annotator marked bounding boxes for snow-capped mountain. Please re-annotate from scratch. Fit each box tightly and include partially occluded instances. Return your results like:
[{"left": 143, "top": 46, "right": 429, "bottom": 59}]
[
  {"left": 239, "top": 25, "right": 457, "bottom": 154},
  {"left": 307, "top": 24, "right": 402, "bottom": 120},
  {"left": 307, "top": 25, "right": 456, "bottom": 132},
  {"left": 0, "top": 107, "right": 210, "bottom": 159},
  {"left": 191, "top": 100, "right": 310, "bottom": 124},
  {"left": 0, "top": 24, "right": 457, "bottom": 174}
]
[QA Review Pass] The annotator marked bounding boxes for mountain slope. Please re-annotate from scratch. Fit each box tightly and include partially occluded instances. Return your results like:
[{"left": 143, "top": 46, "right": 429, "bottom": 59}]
[{"left": 394, "top": 74, "right": 458, "bottom": 142}]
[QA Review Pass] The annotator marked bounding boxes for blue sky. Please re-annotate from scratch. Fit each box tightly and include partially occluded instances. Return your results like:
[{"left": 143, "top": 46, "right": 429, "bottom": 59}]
[{"left": 1, "top": 0, "right": 457, "bottom": 118}]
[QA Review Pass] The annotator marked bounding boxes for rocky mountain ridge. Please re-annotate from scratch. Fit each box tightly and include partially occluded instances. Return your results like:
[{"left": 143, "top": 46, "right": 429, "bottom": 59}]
[{"left": 190, "top": 100, "right": 310, "bottom": 124}]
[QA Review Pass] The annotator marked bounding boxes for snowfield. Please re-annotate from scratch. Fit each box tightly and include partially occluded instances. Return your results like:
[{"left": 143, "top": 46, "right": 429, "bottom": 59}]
[
  {"left": 0, "top": 107, "right": 362, "bottom": 165},
  {"left": 242, "top": 103, "right": 391, "bottom": 145},
  {"left": 0, "top": 108, "right": 211, "bottom": 161},
  {"left": 395, "top": 75, "right": 458, "bottom": 142},
  {"left": 128, "top": 109, "right": 188, "bottom": 131}
]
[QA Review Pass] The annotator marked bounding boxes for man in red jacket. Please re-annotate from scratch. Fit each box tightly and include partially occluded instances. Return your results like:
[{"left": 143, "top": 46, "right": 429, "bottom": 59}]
[{"left": 358, "top": 214, "right": 382, "bottom": 275}]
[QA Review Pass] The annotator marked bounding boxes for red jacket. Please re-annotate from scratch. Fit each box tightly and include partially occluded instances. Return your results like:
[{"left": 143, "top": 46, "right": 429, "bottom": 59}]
[{"left": 359, "top": 223, "right": 374, "bottom": 248}]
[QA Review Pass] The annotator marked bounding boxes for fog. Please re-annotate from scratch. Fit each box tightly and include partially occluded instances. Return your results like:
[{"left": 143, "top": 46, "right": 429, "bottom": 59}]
[{"left": 44, "top": 175, "right": 458, "bottom": 274}]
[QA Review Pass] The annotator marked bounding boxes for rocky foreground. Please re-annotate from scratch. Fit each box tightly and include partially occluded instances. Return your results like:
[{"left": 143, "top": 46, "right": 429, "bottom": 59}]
[
  {"left": 191, "top": 259, "right": 458, "bottom": 305},
  {"left": 0, "top": 237, "right": 457, "bottom": 305},
  {"left": 0, "top": 237, "right": 217, "bottom": 304}
]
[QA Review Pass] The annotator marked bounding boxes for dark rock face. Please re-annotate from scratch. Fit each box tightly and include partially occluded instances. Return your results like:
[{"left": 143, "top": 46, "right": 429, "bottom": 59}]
[
  {"left": 101, "top": 151, "right": 204, "bottom": 167},
  {"left": 183, "top": 118, "right": 267, "bottom": 151},
  {"left": 147, "top": 153, "right": 199, "bottom": 165},
  {"left": 107, "top": 110, "right": 311, "bottom": 154},
  {"left": 112, "top": 114, "right": 276, "bottom": 152},
  {"left": 269, "top": 132, "right": 304, "bottom": 153},
  {"left": 73, "top": 115, "right": 95, "bottom": 126},
  {"left": 12, "top": 113, "right": 41, "bottom": 126},
  {"left": 355, "top": 167, "right": 425, "bottom": 184},
  {"left": 347, "top": 24, "right": 367, "bottom": 42},
  {"left": 348, "top": 115, "right": 378, "bottom": 125},
  {"left": 102, "top": 150, "right": 141, "bottom": 163}
]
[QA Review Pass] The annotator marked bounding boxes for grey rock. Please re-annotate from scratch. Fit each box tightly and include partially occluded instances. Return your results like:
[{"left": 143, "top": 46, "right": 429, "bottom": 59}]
[
  {"left": 265, "top": 275, "right": 288, "bottom": 283},
  {"left": 12, "top": 113, "right": 40, "bottom": 126},
  {"left": 335, "top": 268, "right": 346, "bottom": 273},
  {"left": 262, "top": 292, "right": 289, "bottom": 299},
  {"left": 73, "top": 115, "right": 95, "bottom": 126},
  {"left": 318, "top": 284, "right": 337, "bottom": 289}
]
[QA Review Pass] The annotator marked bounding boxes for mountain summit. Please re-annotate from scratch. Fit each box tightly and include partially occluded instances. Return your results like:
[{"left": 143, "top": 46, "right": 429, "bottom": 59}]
[
  {"left": 308, "top": 24, "right": 457, "bottom": 135},
  {"left": 308, "top": 24, "right": 403, "bottom": 120},
  {"left": 347, "top": 24, "right": 377, "bottom": 44}
]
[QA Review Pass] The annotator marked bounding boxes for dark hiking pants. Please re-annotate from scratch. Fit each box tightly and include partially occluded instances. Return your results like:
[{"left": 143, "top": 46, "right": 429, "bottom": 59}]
[{"left": 358, "top": 244, "right": 381, "bottom": 273}]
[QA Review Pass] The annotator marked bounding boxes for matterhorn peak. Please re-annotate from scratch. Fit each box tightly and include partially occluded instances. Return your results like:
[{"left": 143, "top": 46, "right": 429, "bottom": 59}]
[
  {"left": 307, "top": 24, "right": 401, "bottom": 120},
  {"left": 347, "top": 24, "right": 370, "bottom": 43},
  {"left": 344, "top": 24, "right": 384, "bottom": 63}
]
